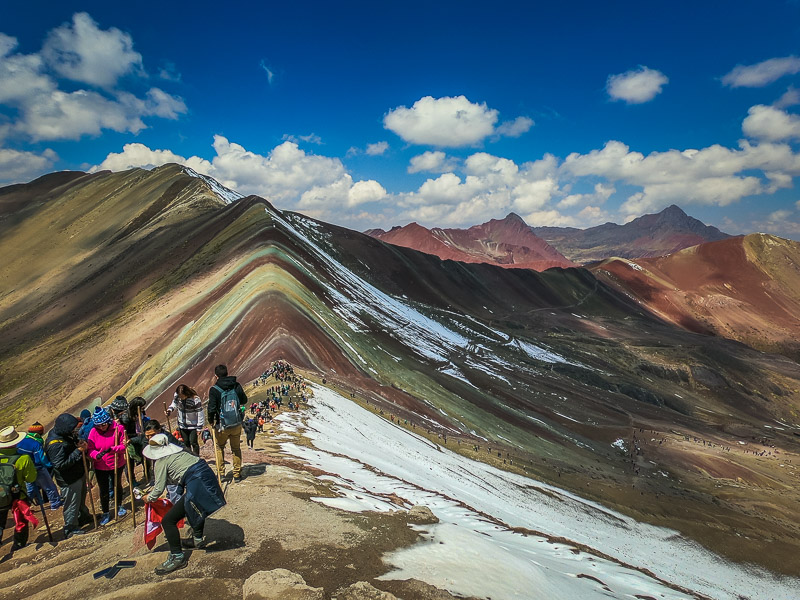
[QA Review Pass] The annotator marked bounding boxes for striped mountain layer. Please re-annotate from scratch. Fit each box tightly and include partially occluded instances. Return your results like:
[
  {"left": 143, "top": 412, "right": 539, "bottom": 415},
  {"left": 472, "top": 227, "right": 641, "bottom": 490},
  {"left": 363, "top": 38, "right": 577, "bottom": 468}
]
[{"left": 2, "top": 165, "right": 800, "bottom": 575}]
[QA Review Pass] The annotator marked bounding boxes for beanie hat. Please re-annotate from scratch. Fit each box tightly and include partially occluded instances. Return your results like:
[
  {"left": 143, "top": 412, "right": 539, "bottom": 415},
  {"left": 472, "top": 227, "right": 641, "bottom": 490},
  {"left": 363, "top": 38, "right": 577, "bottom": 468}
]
[
  {"left": 92, "top": 406, "right": 112, "bottom": 426},
  {"left": 80, "top": 409, "right": 91, "bottom": 420},
  {"left": 28, "top": 422, "right": 45, "bottom": 434},
  {"left": 110, "top": 396, "right": 128, "bottom": 413}
]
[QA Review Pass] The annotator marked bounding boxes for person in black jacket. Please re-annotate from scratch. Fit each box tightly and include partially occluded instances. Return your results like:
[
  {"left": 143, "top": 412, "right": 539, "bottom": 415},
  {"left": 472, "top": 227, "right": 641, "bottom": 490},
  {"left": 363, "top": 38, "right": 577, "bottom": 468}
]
[
  {"left": 242, "top": 418, "right": 257, "bottom": 448},
  {"left": 207, "top": 364, "right": 247, "bottom": 482},
  {"left": 45, "top": 414, "right": 91, "bottom": 538}
]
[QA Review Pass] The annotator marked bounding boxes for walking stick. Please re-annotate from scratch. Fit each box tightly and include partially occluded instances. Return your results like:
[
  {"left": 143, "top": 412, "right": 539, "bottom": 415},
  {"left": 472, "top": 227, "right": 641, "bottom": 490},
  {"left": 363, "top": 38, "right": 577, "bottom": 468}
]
[
  {"left": 113, "top": 428, "right": 120, "bottom": 521},
  {"left": 124, "top": 434, "right": 137, "bottom": 529},
  {"left": 35, "top": 488, "right": 54, "bottom": 543},
  {"left": 81, "top": 450, "right": 98, "bottom": 528},
  {"left": 163, "top": 402, "right": 172, "bottom": 432},
  {"left": 209, "top": 425, "right": 222, "bottom": 487}
]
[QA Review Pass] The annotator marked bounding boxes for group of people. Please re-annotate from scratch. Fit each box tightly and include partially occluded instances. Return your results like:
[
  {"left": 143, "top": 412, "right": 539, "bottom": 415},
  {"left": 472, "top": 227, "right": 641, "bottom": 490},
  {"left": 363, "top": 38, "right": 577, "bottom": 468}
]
[{"left": 0, "top": 362, "right": 260, "bottom": 575}]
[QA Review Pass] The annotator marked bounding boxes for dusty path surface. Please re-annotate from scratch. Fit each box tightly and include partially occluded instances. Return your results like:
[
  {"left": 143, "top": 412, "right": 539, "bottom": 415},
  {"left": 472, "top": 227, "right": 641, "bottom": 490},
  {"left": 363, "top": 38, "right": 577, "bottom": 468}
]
[{"left": 0, "top": 399, "right": 467, "bottom": 600}]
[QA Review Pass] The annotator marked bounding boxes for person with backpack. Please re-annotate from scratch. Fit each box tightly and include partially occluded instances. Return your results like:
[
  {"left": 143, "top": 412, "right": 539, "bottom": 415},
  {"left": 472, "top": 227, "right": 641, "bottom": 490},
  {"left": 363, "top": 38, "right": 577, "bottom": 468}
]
[
  {"left": 45, "top": 414, "right": 91, "bottom": 538},
  {"left": 0, "top": 426, "right": 38, "bottom": 550},
  {"left": 207, "top": 364, "right": 247, "bottom": 482},
  {"left": 143, "top": 433, "right": 226, "bottom": 575},
  {"left": 86, "top": 407, "right": 127, "bottom": 525},
  {"left": 16, "top": 422, "right": 62, "bottom": 510},
  {"left": 242, "top": 418, "right": 257, "bottom": 449},
  {"left": 165, "top": 384, "right": 205, "bottom": 456}
]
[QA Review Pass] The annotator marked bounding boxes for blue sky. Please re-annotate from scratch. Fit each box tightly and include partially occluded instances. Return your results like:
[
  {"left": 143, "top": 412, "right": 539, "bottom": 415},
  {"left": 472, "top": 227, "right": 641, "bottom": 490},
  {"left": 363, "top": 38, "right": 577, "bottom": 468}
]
[{"left": 2, "top": 2, "right": 800, "bottom": 237}]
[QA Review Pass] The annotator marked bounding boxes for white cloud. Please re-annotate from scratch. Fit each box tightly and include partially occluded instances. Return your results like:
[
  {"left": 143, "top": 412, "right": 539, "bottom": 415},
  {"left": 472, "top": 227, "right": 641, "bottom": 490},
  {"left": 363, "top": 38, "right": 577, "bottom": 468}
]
[
  {"left": 722, "top": 56, "right": 800, "bottom": 88},
  {"left": 408, "top": 150, "right": 457, "bottom": 174},
  {"left": 558, "top": 182, "right": 615, "bottom": 209},
  {"left": 365, "top": 141, "right": 389, "bottom": 156},
  {"left": 495, "top": 116, "right": 534, "bottom": 137},
  {"left": 742, "top": 105, "right": 800, "bottom": 142},
  {"left": 775, "top": 87, "right": 800, "bottom": 109},
  {"left": 41, "top": 12, "right": 142, "bottom": 88},
  {"left": 384, "top": 96, "right": 499, "bottom": 146},
  {"left": 0, "top": 14, "right": 185, "bottom": 142},
  {"left": 260, "top": 59, "right": 275, "bottom": 85},
  {"left": 282, "top": 133, "right": 323, "bottom": 145},
  {"left": 0, "top": 147, "right": 57, "bottom": 184},
  {"left": 606, "top": 66, "right": 668, "bottom": 104}
]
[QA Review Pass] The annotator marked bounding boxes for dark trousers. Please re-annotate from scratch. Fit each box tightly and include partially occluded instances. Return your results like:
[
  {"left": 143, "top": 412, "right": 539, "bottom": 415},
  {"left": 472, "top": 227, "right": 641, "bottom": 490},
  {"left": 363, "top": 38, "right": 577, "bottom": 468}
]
[
  {"left": 162, "top": 495, "right": 204, "bottom": 554},
  {"left": 95, "top": 468, "right": 123, "bottom": 513},
  {"left": 179, "top": 429, "right": 200, "bottom": 455}
]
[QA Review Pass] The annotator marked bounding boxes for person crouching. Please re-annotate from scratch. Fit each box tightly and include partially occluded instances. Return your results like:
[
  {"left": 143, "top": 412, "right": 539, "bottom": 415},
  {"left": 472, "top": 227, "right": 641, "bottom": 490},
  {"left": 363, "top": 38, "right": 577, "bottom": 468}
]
[{"left": 143, "top": 434, "right": 226, "bottom": 575}]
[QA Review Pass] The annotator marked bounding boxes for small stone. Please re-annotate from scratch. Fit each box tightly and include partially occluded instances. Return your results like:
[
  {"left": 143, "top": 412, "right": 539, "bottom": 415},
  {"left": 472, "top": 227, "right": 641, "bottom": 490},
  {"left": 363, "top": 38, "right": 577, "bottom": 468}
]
[
  {"left": 407, "top": 505, "right": 439, "bottom": 524},
  {"left": 334, "top": 581, "right": 398, "bottom": 600}
]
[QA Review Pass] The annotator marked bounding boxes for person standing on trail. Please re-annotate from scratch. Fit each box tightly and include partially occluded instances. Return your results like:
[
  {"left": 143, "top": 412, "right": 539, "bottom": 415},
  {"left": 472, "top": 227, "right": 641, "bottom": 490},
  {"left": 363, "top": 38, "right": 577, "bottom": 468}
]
[
  {"left": 166, "top": 384, "right": 205, "bottom": 456},
  {"left": 87, "top": 407, "right": 127, "bottom": 525},
  {"left": 0, "top": 426, "right": 38, "bottom": 550},
  {"left": 242, "top": 418, "right": 257, "bottom": 449},
  {"left": 46, "top": 414, "right": 91, "bottom": 538},
  {"left": 207, "top": 364, "right": 248, "bottom": 482},
  {"left": 144, "top": 434, "right": 226, "bottom": 575},
  {"left": 16, "top": 422, "right": 62, "bottom": 510}
]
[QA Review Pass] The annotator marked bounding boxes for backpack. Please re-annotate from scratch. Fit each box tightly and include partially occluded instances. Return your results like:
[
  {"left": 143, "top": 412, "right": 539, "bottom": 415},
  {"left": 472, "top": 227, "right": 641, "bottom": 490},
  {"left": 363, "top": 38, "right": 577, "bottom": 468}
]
[
  {"left": 0, "top": 455, "right": 21, "bottom": 509},
  {"left": 213, "top": 385, "right": 241, "bottom": 429}
]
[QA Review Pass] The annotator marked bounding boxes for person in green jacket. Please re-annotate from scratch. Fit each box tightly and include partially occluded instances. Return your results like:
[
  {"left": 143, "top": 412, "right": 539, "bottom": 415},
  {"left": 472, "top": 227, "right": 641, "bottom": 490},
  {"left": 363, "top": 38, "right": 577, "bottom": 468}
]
[{"left": 0, "top": 426, "right": 38, "bottom": 550}]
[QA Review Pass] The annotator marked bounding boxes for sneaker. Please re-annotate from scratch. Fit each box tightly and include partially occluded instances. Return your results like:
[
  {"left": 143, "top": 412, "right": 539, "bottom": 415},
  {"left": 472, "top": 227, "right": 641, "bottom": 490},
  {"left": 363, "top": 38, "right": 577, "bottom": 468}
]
[
  {"left": 117, "top": 506, "right": 128, "bottom": 518},
  {"left": 64, "top": 529, "right": 86, "bottom": 539},
  {"left": 50, "top": 500, "right": 63, "bottom": 511},
  {"left": 154, "top": 552, "right": 187, "bottom": 575},
  {"left": 182, "top": 535, "right": 206, "bottom": 549},
  {"left": 99, "top": 513, "right": 111, "bottom": 526},
  {"left": 233, "top": 475, "right": 243, "bottom": 483}
]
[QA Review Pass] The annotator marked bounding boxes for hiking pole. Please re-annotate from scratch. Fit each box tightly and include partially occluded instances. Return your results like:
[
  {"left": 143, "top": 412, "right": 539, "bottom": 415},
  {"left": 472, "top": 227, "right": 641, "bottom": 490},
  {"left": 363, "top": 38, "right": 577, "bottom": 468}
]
[
  {"left": 114, "top": 428, "right": 120, "bottom": 522},
  {"left": 124, "top": 434, "right": 137, "bottom": 529},
  {"left": 81, "top": 450, "right": 98, "bottom": 529},
  {"left": 163, "top": 402, "right": 172, "bottom": 432},
  {"left": 35, "top": 487, "right": 54, "bottom": 543},
  {"left": 209, "top": 425, "right": 222, "bottom": 487}
]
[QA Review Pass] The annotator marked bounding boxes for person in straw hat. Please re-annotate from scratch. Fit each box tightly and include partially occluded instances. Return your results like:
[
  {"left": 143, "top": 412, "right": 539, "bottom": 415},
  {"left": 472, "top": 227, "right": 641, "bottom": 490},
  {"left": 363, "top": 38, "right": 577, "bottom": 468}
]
[
  {"left": 0, "top": 425, "right": 38, "bottom": 550},
  {"left": 143, "top": 433, "right": 225, "bottom": 575}
]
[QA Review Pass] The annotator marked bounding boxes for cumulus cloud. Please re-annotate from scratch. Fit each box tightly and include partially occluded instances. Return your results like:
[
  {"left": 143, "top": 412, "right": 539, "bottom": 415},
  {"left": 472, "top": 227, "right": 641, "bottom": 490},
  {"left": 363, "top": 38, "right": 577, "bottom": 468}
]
[
  {"left": 41, "top": 12, "right": 142, "bottom": 88},
  {"left": 365, "top": 141, "right": 389, "bottom": 156},
  {"left": 0, "top": 13, "right": 185, "bottom": 142},
  {"left": 408, "top": 151, "right": 457, "bottom": 174},
  {"left": 742, "top": 105, "right": 800, "bottom": 141},
  {"left": 384, "top": 96, "right": 533, "bottom": 147},
  {"left": 0, "top": 147, "right": 58, "bottom": 184},
  {"left": 606, "top": 66, "right": 668, "bottom": 104},
  {"left": 282, "top": 133, "right": 323, "bottom": 145},
  {"left": 722, "top": 56, "right": 800, "bottom": 88},
  {"left": 558, "top": 182, "right": 615, "bottom": 209}
]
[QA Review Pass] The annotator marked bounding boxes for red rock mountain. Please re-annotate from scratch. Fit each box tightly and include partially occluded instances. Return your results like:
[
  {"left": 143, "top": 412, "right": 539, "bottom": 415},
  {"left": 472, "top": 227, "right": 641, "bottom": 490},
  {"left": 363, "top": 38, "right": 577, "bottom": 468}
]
[{"left": 367, "top": 213, "right": 575, "bottom": 270}]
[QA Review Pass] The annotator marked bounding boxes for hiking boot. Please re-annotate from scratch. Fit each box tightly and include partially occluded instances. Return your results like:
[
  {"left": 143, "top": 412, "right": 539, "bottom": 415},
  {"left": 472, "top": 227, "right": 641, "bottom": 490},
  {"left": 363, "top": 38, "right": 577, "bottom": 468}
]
[
  {"left": 117, "top": 506, "right": 127, "bottom": 518},
  {"left": 99, "top": 512, "right": 111, "bottom": 526},
  {"left": 64, "top": 529, "right": 85, "bottom": 539},
  {"left": 154, "top": 552, "right": 187, "bottom": 575},
  {"left": 233, "top": 475, "right": 243, "bottom": 483},
  {"left": 182, "top": 535, "right": 206, "bottom": 549}
]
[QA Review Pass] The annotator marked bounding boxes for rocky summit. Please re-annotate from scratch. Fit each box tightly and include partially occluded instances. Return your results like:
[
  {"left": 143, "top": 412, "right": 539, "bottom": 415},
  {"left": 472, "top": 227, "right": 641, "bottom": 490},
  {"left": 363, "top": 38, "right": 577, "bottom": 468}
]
[{"left": 2, "top": 166, "right": 800, "bottom": 599}]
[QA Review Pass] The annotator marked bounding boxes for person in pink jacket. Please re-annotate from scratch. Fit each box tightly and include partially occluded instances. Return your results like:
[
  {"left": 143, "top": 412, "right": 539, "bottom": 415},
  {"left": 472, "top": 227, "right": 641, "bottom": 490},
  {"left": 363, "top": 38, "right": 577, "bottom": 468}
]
[{"left": 86, "top": 407, "right": 128, "bottom": 525}]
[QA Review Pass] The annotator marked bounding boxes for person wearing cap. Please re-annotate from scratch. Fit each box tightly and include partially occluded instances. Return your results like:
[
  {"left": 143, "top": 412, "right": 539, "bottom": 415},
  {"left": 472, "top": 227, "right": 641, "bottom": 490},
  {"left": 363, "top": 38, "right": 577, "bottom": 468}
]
[
  {"left": 87, "top": 407, "right": 127, "bottom": 525},
  {"left": 109, "top": 396, "right": 137, "bottom": 440},
  {"left": 144, "top": 433, "right": 226, "bottom": 575},
  {"left": 77, "top": 409, "right": 93, "bottom": 441},
  {"left": 16, "top": 423, "right": 62, "bottom": 510},
  {"left": 0, "top": 426, "right": 38, "bottom": 550},
  {"left": 45, "top": 414, "right": 91, "bottom": 538}
]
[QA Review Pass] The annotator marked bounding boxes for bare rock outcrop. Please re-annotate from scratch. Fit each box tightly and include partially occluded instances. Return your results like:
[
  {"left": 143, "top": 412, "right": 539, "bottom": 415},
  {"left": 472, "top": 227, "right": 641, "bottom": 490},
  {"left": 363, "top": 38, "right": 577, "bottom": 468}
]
[
  {"left": 243, "top": 569, "right": 324, "bottom": 600},
  {"left": 407, "top": 505, "right": 439, "bottom": 524},
  {"left": 333, "top": 581, "right": 398, "bottom": 600}
]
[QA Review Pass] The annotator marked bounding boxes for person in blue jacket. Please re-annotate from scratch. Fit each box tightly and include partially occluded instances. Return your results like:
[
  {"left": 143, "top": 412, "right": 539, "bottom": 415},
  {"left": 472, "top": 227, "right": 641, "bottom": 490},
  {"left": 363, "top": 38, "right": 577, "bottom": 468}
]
[
  {"left": 16, "top": 422, "right": 62, "bottom": 509},
  {"left": 144, "top": 433, "right": 226, "bottom": 575}
]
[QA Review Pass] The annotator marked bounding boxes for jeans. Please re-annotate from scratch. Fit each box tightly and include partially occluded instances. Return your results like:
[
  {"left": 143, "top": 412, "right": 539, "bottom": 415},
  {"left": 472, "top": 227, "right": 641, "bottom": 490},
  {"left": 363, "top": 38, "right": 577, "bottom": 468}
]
[
  {"left": 213, "top": 424, "right": 242, "bottom": 477},
  {"left": 26, "top": 468, "right": 61, "bottom": 506},
  {"left": 179, "top": 428, "right": 200, "bottom": 455},
  {"left": 61, "top": 477, "right": 89, "bottom": 531}
]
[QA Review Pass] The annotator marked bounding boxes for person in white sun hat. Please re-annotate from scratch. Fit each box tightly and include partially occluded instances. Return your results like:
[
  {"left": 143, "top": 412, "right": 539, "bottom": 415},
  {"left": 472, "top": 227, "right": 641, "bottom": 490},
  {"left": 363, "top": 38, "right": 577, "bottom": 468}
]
[
  {"left": 143, "top": 433, "right": 226, "bottom": 575},
  {"left": 0, "top": 425, "right": 38, "bottom": 550}
]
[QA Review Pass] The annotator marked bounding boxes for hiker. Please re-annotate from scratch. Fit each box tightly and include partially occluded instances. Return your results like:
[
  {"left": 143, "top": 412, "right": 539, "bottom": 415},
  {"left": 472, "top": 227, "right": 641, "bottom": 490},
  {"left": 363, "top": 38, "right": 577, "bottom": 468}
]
[
  {"left": 0, "top": 426, "right": 38, "bottom": 550},
  {"left": 243, "top": 418, "right": 257, "bottom": 449},
  {"left": 128, "top": 419, "right": 183, "bottom": 490},
  {"left": 45, "top": 414, "right": 91, "bottom": 538},
  {"left": 207, "top": 364, "right": 247, "bottom": 482},
  {"left": 257, "top": 416, "right": 265, "bottom": 433},
  {"left": 109, "top": 396, "right": 137, "bottom": 440},
  {"left": 166, "top": 384, "right": 205, "bottom": 456},
  {"left": 16, "top": 422, "right": 62, "bottom": 510},
  {"left": 129, "top": 397, "right": 149, "bottom": 434},
  {"left": 87, "top": 407, "right": 127, "bottom": 525},
  {"left": 77, "top": 409, "right": 93, "bottom": 441},
  {"left": 144, "top": 434, "right": 225, "bottom": 575}
]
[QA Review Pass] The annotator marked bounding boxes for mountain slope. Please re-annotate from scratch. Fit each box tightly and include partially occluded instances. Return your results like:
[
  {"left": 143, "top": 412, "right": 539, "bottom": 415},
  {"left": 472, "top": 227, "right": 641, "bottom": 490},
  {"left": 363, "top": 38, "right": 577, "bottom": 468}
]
[
  {"left": 533, "top": 205, "right": 731, "bottom": 263},
  {"left": 368, "top": 213, "right": 575, "bottom": 270},
  {"left": 2, "top": 166, "right": 800, "bottom": 576}
]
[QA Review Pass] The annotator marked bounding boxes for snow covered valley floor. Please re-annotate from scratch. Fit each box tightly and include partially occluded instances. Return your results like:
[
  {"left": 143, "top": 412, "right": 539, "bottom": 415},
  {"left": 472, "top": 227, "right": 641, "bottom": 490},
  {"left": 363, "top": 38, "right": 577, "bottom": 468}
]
[{"left": 277, "top": 385, "right": 800, "bottom": 600}]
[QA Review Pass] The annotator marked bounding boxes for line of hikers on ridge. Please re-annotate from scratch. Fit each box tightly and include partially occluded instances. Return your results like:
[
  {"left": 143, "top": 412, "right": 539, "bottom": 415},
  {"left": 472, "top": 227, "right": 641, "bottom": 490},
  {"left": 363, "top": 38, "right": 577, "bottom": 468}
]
[{"left": 0, "top": 361, "right": 307, "bottom": 575}]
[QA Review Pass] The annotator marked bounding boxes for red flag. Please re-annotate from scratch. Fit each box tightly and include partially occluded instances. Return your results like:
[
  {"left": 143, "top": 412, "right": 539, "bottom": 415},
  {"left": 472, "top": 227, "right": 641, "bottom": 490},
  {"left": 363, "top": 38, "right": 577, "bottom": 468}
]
[
  {"left": 144, "top": 499, "right": 184, "bottom": 549},
  {"left": 12, "top": 499, "right": 39, "bottom": 532}
]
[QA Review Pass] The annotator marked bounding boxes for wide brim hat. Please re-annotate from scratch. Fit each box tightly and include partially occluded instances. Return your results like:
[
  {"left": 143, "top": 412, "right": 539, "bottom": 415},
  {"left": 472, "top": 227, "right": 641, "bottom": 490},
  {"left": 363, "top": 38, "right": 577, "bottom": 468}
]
[
  {"left": 0, "top": 426, "right": 26, "bottom": 448},
  {"left": 142, "top": 433, "right": 183, "bottom": 460}
]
